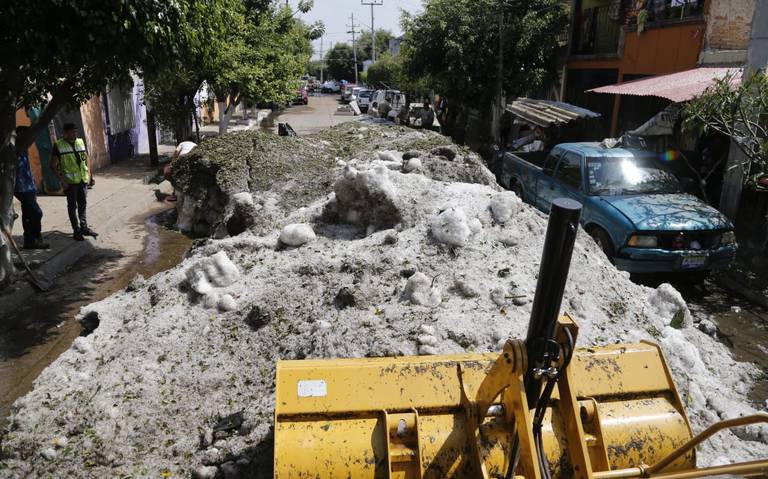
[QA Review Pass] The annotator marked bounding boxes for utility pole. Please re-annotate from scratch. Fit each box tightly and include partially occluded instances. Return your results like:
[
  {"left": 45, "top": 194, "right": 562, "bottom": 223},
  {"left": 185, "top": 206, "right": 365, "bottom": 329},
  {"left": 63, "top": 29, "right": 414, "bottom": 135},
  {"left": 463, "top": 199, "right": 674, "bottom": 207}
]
[
  {"left": 361, "top": 0, "right": 383, "bottom": 62},
  {"left": 347, "top": 13, "right": 360, "bottom": 84},
  {"left": 319, "top": 37, "right": 324, "bottom": 84}
]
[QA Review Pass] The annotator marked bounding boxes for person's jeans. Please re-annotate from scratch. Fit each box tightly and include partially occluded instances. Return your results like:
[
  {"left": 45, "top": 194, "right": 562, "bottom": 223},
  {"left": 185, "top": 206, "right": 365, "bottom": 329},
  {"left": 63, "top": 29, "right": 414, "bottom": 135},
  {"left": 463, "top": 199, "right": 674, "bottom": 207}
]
[
  {"left": 65, "top": 182, "right": 88, "bottom": 232},
  {"left": 14, "top": 191, "right": 43, "bottom": 246}
]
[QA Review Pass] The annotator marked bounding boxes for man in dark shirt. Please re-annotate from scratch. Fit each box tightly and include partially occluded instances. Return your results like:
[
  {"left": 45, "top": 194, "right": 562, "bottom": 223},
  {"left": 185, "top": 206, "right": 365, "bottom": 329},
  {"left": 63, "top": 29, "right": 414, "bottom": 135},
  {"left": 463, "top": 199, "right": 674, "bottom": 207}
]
[{"left": 14, "top": 126, "right": 49, "bottom": 249}]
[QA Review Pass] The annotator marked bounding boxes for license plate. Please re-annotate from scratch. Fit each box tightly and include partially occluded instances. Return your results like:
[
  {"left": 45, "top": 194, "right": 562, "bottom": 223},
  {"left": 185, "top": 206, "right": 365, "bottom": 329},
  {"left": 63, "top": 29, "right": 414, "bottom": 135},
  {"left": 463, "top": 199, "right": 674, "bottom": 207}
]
[{"left": 681, "top": 255, "right": 707, "bottom": 269}]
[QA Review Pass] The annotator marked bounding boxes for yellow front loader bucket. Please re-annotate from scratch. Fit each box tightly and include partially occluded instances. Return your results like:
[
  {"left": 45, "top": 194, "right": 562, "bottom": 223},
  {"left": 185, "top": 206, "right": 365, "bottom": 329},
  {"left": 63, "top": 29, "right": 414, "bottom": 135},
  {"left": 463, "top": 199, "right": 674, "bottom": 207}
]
[
  {"left": 273, "top": 199, "right": 768, "bottom": 478},
  {"left": 274, "top": 317, "right": 700, "bottom": 479}
]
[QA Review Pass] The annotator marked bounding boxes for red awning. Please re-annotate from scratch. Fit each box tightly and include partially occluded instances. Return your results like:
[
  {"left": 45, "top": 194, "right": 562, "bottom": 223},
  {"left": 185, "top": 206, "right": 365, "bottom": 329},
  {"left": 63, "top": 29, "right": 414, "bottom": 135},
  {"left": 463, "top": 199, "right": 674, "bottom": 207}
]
[{"left": 587, "top": 67, "right": 742, "bottom": 103}]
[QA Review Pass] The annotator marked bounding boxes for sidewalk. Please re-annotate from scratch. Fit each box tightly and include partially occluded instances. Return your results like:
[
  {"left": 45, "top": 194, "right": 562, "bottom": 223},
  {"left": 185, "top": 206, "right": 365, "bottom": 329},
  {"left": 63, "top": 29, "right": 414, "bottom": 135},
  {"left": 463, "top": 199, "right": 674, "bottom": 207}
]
[{"left": 2, "top": 153, "right": 174, "bottom": 311}]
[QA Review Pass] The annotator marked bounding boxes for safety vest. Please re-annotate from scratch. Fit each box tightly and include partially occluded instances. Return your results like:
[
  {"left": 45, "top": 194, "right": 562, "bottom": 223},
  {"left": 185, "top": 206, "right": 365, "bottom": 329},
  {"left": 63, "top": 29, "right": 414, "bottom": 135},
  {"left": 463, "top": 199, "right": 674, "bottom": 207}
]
[{"left": 56, "top": 138, "right": 89, "bottom": 184}]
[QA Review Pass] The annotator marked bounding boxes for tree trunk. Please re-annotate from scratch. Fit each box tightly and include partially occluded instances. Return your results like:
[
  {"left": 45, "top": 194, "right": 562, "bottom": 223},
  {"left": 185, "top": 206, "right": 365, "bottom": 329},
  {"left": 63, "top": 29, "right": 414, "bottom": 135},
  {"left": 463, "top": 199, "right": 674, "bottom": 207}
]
[
  {"left": 193, "top": 110, "right": 201, "bottom": 143},
  {"left": 174, "top": 113, "right": 191, "bottom": 144},
  {"left": 147, "top": 108, "right": 159, "bottom": 166},
  {"left": 0, "top": 110, "right": 18, "bottom": 287},
  {"left": 218, "top": 101, "right": 234, "bottom": 136},
  {"left": 0, "top": 83, "right": 76, "bottom": 287}
]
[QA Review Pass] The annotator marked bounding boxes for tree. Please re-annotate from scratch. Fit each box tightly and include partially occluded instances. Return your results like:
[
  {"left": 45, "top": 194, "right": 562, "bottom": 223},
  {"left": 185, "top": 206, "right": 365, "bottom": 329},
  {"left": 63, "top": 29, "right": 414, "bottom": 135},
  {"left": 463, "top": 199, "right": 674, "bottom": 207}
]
[
  {"left": 0, "top": 0, "right": 188, "bottom": 286},
  {"left": 207, "top": 1, "right": 319, "bottom": 134},
  {"left": 400, "top": 0, "right": 568, "bottom": 140},
  {"left": 683, "top": 71, "right": 768, "bottom": 184},
  {"left": 326, "top": 44, "right": 357, "bottom": 82},
  {"left": 144, "top": 0, "right": 248, "bottom": 143},
  {"left": 356, "top": 29, "right": 394, "bottom": 63},
  {"left": 365, "top": 53, "right": 402, "bottom": 89}
]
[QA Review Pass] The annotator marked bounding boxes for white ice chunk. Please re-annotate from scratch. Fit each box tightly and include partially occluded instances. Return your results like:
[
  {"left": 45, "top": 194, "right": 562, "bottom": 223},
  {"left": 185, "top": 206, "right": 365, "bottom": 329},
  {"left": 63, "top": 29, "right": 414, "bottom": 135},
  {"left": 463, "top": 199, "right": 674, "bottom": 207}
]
[
  {"left": 490, "top": 193, "right": 521, "bottom": 224},
  {"left": 430, "top": 207, "right": 471, "bottom": 246},
  {"left": 186, "top": 251, "right": 241, "bottom": 295},
  {"left": 279, "top": 224, "right": 317, "bottom": 247}
]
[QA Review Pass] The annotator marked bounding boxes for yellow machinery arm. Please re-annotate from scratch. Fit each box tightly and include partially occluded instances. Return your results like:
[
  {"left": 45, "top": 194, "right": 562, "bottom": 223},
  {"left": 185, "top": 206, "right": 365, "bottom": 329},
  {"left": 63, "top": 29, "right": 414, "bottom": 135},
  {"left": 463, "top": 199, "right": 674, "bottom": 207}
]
[
  {"left": 274, "top": 316, "right": 768, "bottom": 478},
  {"left": 273, "top": 198, "right": 768, "bottom": 478}
]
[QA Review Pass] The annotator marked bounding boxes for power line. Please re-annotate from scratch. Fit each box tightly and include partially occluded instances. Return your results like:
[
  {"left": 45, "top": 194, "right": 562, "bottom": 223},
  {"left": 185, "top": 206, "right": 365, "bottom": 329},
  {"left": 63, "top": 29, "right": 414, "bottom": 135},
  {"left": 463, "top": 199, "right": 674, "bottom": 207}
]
[{"left": 361, "top": 0, "right": 384, "bottom": 62}]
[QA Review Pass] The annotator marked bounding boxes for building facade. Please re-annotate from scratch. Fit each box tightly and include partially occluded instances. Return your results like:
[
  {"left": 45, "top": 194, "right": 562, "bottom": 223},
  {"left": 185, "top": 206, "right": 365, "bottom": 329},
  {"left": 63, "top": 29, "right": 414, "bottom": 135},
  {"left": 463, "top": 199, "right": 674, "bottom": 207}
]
[
  {"left": 16, "top": 80, "right": 141, "bottom": 193},
  {"left": 562, "top": 0, "right": 755, "bottom": 138}
]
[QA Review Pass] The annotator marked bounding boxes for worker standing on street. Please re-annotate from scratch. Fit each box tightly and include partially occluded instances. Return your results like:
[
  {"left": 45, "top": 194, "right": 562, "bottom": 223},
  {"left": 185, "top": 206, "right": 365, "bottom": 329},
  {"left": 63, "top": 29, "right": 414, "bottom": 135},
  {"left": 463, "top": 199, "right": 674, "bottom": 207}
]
[
  {"left": 420, "top": 100, "right": 435, "bottom": 130},
  {"left": 14, "top": 126, "right": 49, "bottom": 249},
  {"left": 50, "top": 123, "right": 96, "bottom": 241}
]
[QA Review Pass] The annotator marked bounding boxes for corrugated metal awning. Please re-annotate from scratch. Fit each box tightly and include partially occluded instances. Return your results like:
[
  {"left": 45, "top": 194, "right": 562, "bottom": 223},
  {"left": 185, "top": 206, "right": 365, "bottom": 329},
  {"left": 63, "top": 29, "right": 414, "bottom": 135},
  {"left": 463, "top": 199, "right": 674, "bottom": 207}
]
[
  {"left": 587, "top": 67, "right": 742, "bottom": 103},
  {"left": 505, "top": 98, "right": 601, "bottom": 128}
]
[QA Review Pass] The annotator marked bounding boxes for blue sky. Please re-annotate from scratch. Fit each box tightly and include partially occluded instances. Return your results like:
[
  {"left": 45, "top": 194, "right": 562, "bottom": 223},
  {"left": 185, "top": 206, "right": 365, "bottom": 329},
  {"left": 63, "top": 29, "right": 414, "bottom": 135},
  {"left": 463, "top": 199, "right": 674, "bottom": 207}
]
[{"left": 288, "top": 0, "right": 423, "bottom": 59}]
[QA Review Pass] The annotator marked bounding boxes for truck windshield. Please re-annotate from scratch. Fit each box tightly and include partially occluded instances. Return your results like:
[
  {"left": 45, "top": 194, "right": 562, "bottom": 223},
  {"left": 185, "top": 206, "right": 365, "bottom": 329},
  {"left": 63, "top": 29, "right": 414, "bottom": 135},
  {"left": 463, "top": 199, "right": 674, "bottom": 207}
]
[{"left": 586, "top": 157, "right": 680, "bottom": 196}]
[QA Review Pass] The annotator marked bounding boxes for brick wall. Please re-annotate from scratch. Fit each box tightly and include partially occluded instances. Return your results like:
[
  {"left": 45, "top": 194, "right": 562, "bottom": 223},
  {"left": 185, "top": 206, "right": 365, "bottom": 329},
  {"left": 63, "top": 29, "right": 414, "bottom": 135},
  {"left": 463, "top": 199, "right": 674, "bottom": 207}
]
[{"left": 706, "top": 0, "right": 755, "bottom": 51}]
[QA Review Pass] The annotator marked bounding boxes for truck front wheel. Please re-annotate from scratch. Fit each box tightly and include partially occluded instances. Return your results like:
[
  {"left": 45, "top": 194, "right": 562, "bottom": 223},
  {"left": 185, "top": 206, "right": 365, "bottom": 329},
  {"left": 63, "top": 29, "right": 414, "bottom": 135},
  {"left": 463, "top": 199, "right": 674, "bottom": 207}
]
[
  {"left": 589, "top": 227, "right": 615, "bottom": 261},
  {"left": 511, "top": 181, "right": 524, "bottom": 201}
]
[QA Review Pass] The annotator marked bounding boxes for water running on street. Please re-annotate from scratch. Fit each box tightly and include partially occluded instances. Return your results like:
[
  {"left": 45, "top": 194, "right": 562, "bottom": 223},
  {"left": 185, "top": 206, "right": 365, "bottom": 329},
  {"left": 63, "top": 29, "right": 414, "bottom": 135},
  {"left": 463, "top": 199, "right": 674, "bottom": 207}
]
[{"left": 0, "top": 210, "right": 191, "bottom": 428}]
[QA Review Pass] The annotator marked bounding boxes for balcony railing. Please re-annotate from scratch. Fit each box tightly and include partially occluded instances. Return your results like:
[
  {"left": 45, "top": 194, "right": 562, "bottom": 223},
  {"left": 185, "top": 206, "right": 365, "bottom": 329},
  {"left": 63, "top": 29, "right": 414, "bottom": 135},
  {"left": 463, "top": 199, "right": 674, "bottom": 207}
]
[{"left": 625, "top": 0, "right": 705, "bottom": 31}]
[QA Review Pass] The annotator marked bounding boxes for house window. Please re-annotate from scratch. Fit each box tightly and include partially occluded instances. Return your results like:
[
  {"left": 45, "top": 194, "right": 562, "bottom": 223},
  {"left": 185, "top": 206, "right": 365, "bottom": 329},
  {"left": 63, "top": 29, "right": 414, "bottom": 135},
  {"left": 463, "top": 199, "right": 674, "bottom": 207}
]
[
  {"left": 642, "top": 0, "right": 704, "bottom": 23},
  {"left": 572, "top": 0, "right": 623, "bottom": 55}
]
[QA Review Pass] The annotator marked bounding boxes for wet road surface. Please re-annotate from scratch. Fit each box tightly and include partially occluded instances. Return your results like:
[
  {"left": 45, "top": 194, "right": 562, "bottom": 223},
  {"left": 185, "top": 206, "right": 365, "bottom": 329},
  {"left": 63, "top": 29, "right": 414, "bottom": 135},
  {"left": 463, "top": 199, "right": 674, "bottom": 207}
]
[
  {"left": 261, "top": 94, "right": 352, "bottom": 135},
  {"left": 635, "top": 274, "right": 768, "bottom": 407},
  {"left": 0, "top": 210, "right": 191, "bottom": 428}
]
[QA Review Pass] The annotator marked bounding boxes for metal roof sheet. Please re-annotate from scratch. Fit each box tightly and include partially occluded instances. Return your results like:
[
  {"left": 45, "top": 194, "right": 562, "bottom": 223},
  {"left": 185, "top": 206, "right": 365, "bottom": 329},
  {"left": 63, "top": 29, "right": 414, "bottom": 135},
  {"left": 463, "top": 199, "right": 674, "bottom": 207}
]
[
  {"left": 587, "top": 67, "right": 742, "bottom": 102},
  {"left": 505, "top": 98, "right": 601, "bottom": 127}
]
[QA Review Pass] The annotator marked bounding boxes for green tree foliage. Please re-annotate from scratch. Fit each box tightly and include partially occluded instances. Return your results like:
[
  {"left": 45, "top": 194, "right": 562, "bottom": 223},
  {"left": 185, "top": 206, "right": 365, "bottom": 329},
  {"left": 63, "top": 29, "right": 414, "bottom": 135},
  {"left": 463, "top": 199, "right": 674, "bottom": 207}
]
[
  {"left": 683, "top": 72, "right": 768, "bottom": 181},
  {"left": 206, "top": 2, "right": 318, "bottom": 133},
  {"left": 0, "top": 0, "right": 319, "bottom": 285},
  {"left": 0, "top": 0, "right": 189, "bottom": 286},
  {"left": 365, "top": 53, "right": 402, "bottom": 89},
  {"left": 144, "top": 0, "right": 319, "bottom": 136},
  {"left": 306, "top": 61, "right": 323, "bottom": 80},
  {"left": 326, "top": 44, "right": 357, "bottom": 82},
  {"left": 400, "top": 0, "right": 569, "bottom": 107},
  {"left": 144, "top": 0, "right": 244, "bottom": 141},
  {"left": 356, "top": 29, "right": 395, "bottom": 63}
]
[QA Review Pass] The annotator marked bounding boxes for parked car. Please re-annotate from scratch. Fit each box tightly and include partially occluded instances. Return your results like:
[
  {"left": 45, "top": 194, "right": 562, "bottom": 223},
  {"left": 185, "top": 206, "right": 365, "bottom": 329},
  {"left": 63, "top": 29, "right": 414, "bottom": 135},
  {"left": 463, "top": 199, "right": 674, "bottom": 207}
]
[
  {"left": 490, "top": 142, "right": 737, "bottom": 275},
  {"left": 341, "top": 83, "right": 358, "bottom": 102},
  {"left": 306, "top": 79, "right": 320, "bottom": 93},
  {"left": 356, "top": 89, "right": 374, "bottom": 112},
  {"left": 321, "top": 80, "right": 340, "bottom": 93},
  {"left": 292, "top": 85, "right": 308, "bottom": 105},
  {"left": 346, "top": 87, "right": 365, "bottom": 104}
]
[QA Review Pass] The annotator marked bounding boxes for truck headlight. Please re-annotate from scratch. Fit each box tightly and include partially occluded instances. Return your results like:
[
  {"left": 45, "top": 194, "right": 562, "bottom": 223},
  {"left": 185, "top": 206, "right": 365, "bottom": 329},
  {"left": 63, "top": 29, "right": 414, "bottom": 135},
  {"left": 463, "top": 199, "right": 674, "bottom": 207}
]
[
  {"left": 628, "top": 234, "right": 658, "bottom": 248},
  {"left": 721, "top": 231, "right": 736, "bottom": 245}
]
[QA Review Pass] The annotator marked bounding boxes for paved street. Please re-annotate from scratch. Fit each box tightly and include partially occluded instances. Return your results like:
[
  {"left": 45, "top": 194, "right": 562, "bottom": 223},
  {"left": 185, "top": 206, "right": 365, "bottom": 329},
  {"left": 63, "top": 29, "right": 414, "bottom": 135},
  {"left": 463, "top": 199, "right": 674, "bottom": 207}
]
[
  {"left": 0, "top": 155, "right": 191, "bottom": 427},
  {"left": 261, "top": 94, "right": 357, "bottom": 135}
]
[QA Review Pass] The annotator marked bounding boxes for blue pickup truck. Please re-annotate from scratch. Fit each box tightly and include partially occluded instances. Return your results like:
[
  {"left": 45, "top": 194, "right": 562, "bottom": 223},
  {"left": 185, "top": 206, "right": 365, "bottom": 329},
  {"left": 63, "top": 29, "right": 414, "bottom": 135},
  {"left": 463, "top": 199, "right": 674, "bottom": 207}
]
[{"left": 491, "top": 143, "right": 737, "bottom": 274}]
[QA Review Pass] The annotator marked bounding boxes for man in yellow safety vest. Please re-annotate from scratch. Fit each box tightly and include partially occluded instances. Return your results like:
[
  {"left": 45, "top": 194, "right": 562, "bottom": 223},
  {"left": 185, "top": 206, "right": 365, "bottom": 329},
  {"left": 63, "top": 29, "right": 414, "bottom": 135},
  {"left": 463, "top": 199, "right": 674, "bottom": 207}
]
[{"left": 50, "top": 123, "right": 97, "bottom": 241}]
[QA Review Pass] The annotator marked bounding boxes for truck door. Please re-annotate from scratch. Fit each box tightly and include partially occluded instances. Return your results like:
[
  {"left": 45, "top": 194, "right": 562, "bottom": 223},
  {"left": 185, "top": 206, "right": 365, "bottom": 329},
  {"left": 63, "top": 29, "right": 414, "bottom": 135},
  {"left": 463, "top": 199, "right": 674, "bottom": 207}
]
[
  {"left": 535, "top": 151, "right": 561, "bottom": 212},
  {"left": 551, "top": 152, "right": 584, "bottom": 202}
]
